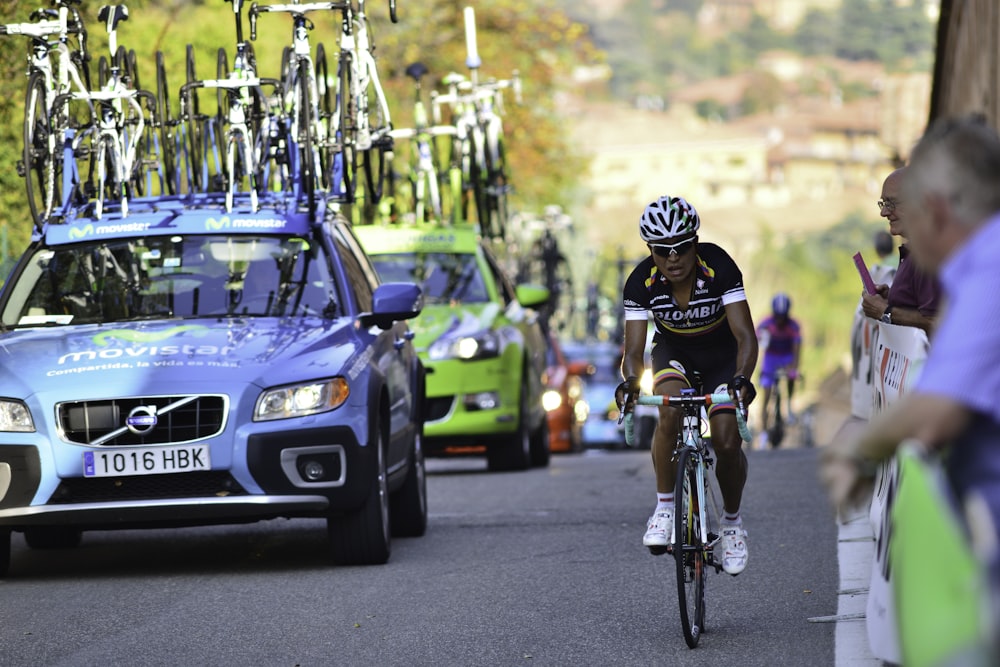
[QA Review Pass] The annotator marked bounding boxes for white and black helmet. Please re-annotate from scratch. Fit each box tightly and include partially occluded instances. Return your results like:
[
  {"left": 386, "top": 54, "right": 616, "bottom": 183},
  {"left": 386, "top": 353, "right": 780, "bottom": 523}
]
[{"left": 639, "top": 196, "right": 700, "bottom": 243}]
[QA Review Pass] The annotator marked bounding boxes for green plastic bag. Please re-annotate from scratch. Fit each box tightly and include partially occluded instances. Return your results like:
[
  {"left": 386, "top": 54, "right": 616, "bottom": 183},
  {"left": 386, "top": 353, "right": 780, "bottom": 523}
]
[{"left": 890, "top": 443, "right": 995, "bottom": 667}]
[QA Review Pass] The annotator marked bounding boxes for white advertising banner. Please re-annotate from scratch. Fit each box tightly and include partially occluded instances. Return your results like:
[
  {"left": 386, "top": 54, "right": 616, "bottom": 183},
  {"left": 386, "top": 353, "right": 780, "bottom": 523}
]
[{"left": 864, "top": 321, "right": 929, "bottom": 664}]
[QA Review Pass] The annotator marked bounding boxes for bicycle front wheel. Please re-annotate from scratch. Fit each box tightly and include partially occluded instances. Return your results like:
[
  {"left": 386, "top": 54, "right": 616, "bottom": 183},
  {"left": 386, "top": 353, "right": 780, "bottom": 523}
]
[{"left": 674, "top": 446, "right": 706, "bottom": 648}]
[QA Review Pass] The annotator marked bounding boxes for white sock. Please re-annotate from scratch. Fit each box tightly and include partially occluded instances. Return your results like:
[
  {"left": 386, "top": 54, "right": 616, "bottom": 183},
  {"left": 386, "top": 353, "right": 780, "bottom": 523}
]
[
  {"left": 722, "top": 511, "right": 741, "bottom": 525},
  {"left": 656, "top": 494, "right": 673, "bottom": 512}
]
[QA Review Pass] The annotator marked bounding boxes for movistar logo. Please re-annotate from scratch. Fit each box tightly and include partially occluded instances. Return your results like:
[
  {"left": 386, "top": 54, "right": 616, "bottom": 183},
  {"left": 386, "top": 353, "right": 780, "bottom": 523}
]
[
  {"left": 205, "top": 216, "right": 231, "bottom": 231},
  {"left": 93, "top": 325, "right": 209, "bottom": 347},
  {"left": 68, "top": 224, "right": 95, "bottom": 240}
]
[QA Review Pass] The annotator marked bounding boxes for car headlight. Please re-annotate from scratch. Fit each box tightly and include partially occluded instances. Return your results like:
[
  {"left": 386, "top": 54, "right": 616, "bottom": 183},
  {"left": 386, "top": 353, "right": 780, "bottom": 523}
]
[
  {"left": 542, "top": 389, "right": 562, "bottom": 412},
  {"left": 255, "top": 378, "right": 350, "bottom": 422},
  {"left": 0, "top": 399, "right": 34, "bottom": 432},
  {"left": 428, "top": 330, "right": 501, "bottom": 360}
]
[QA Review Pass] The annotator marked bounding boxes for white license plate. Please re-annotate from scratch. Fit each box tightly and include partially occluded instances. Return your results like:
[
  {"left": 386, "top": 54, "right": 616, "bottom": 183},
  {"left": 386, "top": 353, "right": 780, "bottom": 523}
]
[{"left": 83, "top": 445, "right": 211, "bottom": 478}]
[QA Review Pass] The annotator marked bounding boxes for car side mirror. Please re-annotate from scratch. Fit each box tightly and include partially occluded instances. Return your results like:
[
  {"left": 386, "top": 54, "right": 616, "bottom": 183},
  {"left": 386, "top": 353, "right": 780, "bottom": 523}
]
[
  {"left": 515, "top": 283, "right": 550, "bottom": 308},
  {"left": 359, "top": 282, "right": 423, "bottom": 330}
]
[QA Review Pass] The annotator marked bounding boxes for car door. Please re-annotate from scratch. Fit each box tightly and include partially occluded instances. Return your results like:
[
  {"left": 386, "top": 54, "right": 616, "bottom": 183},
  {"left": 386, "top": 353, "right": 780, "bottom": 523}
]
[{"left": 333, "top": 225, "right": 416, "bottom": 464}]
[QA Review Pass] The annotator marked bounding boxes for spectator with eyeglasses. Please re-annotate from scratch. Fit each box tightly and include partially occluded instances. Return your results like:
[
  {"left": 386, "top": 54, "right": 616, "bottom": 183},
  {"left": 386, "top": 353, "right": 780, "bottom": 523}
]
[
  {"left": 860, "top": 168, "right": 941, "bottom": 333},
  {"left": 616, "top": 195, "right": 758, "bottom": 576}
]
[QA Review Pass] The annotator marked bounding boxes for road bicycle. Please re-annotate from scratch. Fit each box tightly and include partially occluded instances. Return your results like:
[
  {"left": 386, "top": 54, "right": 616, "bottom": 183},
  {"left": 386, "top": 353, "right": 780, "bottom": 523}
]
[
  {"left": 87, "top": 4, "right": 155, "bottom": 218},
  {"left": 329, "top": 0, "right": 395, "bottom": 212},
  {"left": 622, "top": 387, "right": 752, "bottom": 648},
  {"left": 763, "top": 366, "right": 796, "bottom": 449},
  {"left": 431, "top": 8, "right": 520, "bottom": 239},
  {"left": 1, "top": 0, "right": 92, "bottom": 229},
  {"left": 388, "top": 61, "right": 458, "bottom": 223},
  {"left": 249, "top": 0, "right": 343, "bottom": 218},
  {"left": 182, "top": 0, "right": 283, "bottom": 212}
]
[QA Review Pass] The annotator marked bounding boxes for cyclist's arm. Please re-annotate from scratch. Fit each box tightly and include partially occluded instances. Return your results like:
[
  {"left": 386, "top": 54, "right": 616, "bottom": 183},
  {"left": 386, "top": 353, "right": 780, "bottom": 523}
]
[
  {"left": 620, "top": 318, "right": 646, "bottom": 383},
  {"left": 725, "top": 300, "right": 757, "bottom": 379}
]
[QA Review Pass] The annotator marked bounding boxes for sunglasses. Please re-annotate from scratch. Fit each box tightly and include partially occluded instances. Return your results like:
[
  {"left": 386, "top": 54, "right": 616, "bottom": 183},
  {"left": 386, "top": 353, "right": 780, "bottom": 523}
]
[{"left": 650, "top": 238, "right": 696, "bottom": 258}]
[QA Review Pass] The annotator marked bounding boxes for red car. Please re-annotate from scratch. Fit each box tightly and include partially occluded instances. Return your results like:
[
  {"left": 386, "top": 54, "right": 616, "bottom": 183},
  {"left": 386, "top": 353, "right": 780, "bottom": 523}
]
[{"left": 542, "top": 334, "right": 586, "bottom": 453}]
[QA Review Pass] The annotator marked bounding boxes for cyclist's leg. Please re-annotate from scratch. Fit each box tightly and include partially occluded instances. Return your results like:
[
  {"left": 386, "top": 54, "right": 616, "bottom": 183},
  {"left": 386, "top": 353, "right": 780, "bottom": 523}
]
[
  {"left": 642, "top": 341, "right": 692, "bottom": 552},
  {"left": 649, "top": 341, "right": 696, "bottom": 496},
  {"left": 707, "top": 408, "right": 748, "bottom": 514},
  {"left": 758, "top": 354, "right": 778, "bottom": 432},
  {"left": 696, "top": 344, "right": 747, "bottom": 516}
]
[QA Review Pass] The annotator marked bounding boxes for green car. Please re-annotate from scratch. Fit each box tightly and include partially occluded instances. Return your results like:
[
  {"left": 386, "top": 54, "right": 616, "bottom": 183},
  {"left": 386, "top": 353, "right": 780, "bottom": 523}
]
[{"left": 355, "top": 224, "right": 551, "bottom": 471}]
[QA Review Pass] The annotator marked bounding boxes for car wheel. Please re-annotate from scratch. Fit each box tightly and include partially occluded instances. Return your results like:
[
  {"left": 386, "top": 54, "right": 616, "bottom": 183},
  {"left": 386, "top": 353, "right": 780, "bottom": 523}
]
[
  {"left": 390, "top": 427, "right": 428, "bottom": 538},
  {"left": 487, "top": 377, "right": 531, "bottom": 472},
  {"left": 530, "top": 417, "right": 550, "bottom": 468},
  {"left": 0, "top": 529, "right": 10, "bottom": 577},
  {"left": 23, "top": 527, "right": 82, "bottom": 550},
  {"left": 328, "top": 414, "right": 391, "bottom": 565}
]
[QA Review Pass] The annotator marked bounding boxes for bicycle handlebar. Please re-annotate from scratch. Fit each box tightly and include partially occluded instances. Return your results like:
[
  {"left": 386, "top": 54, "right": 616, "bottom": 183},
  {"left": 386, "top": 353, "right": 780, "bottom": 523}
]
[{"left": 622, "top": 392, "right": 752, "bottom": 446}]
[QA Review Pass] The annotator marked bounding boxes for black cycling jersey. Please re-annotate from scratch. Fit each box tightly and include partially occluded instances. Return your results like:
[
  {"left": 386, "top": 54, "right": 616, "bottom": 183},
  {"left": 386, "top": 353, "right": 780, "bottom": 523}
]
[{"left": 623, "top": 242, "right": 747, "bottom": 350}]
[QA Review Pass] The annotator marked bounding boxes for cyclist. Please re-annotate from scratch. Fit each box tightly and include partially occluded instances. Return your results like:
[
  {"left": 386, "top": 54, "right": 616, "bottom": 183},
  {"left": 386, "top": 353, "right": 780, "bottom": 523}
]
[
  {"left": 756, "top": 293, "right": 802, "bottom": 448},
  {"left": 617, "top": 195, "right": 758, "bottom": 575}
]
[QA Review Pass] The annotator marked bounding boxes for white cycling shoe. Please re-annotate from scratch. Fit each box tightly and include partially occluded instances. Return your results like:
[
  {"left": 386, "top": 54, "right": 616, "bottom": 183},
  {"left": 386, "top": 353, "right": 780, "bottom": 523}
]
[
  {"left": 719, "top": 523, "right": 749, "bottom": 575},
  {"left": 643, "top": 509, "right": 673, "bottom": 555}
]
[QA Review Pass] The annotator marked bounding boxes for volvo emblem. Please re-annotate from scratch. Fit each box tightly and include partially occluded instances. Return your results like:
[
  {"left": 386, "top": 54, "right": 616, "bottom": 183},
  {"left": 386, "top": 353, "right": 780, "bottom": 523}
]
[{"left": 126, "top": 405, "right": 158, "bottom": 435}]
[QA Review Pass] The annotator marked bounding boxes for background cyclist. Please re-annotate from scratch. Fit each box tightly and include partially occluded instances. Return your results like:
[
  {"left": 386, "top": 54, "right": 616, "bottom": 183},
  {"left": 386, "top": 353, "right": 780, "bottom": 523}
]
[
  {"left": 617, "top": 195, "right": 758, "bottom": 576},
  {"left": 756, "top": 293, "right": 802, "bottom": 449}
]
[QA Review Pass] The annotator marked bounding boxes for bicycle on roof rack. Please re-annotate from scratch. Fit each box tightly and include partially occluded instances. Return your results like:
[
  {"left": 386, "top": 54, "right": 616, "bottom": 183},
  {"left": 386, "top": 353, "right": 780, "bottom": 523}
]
[
  {"left": 249, "top": 0, "right": 343, "bottom": 220},
  {"left": 328, "top": 0, "right": 395, "bottom": 214},
  {"left": 47, "top": 3, "right": 158, "bottom": 220},
  {"left": 431, "top": 7, "right": 520, "bottom": 240},
  {"left": 1, "top": 0, "right": 93, "bottom": 229},
  {"left": 387, "top": 61, "right": 458, "bottom": 224}
]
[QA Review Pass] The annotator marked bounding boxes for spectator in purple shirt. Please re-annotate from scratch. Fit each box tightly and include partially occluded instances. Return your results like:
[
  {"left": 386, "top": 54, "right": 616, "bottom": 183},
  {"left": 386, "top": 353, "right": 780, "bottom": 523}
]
[{"left": 861, "top": 167, "right": 942, "bottom": 333}]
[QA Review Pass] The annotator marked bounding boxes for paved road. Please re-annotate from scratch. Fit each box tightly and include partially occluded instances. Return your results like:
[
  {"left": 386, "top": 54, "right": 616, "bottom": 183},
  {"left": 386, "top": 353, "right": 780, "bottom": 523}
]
[{"left": 0, "top": 443, "right": 855, "bottom": 666}]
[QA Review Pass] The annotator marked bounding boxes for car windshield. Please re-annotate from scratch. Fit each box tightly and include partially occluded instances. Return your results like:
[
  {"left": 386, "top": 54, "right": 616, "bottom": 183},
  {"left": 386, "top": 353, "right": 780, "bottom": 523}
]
[
  {"left": 371, "top": 252, "right": 489, "bottom": 304},
  {"left": 1, "top": 235, "right": 336, "bottom": 327}
]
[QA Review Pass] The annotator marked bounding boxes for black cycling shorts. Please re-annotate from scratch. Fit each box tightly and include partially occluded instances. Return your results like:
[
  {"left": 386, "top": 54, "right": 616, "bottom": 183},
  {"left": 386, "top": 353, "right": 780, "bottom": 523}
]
[{"left": 649, "top": 336, "right": 737, "bottom": 415}]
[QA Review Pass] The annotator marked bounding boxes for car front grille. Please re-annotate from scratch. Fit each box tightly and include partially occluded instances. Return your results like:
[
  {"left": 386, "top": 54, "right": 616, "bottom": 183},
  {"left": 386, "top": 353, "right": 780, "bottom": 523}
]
[
  {"left": 48, "top": 471, "right": 248, "bottom": 504},
  {"left": 57, "top": 395, "right": 228, "bottom": 446}
]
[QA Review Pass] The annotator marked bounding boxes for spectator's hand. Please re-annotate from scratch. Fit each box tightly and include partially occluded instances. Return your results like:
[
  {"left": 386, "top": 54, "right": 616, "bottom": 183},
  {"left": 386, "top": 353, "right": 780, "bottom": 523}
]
[
  {"left": 861, "top": 291, "right": 889, "bottom": 320},
  {"left": 819, "top": 440, "right": 878, "bottom": 514}
]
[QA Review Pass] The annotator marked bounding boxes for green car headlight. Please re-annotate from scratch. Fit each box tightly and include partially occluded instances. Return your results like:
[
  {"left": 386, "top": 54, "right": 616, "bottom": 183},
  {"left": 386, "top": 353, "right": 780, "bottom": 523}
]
[
  {"left": 428, "top": 330, "right": 501, "bottom": 360},
  {"left": 255, "top": 378, "right": 350, "bottom": 422},
  {"left": 0, "top": 399, "right": 34, "bottom": 432}
]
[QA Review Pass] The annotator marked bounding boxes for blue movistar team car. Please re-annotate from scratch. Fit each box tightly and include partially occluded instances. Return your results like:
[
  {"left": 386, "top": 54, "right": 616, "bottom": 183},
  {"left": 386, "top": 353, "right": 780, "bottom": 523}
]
[{"left": 0, "top": 194, "right": 427, "bottom": 574}]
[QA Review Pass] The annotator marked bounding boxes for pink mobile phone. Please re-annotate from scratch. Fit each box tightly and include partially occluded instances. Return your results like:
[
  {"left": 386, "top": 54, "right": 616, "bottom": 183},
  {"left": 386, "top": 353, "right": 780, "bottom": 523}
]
[{"left": 853, "top": 252, "right": 877, "bottom": 295}]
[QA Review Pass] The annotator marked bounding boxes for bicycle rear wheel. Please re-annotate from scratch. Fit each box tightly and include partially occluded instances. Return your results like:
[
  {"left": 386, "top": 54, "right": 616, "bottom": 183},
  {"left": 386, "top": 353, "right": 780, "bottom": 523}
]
[{"left": 674, "top": 446, "right": 706, "bottom": 648}]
